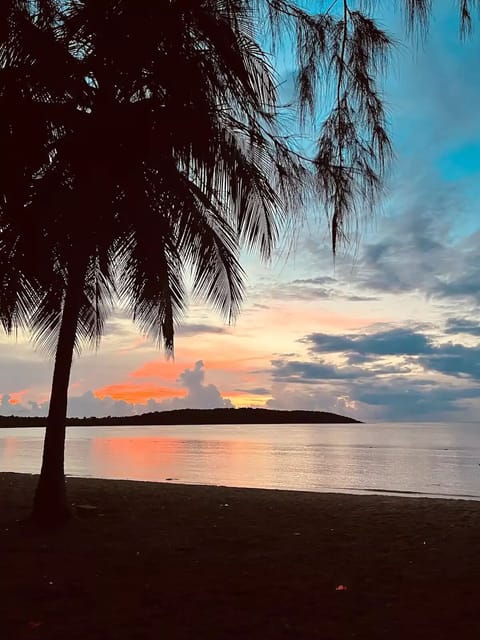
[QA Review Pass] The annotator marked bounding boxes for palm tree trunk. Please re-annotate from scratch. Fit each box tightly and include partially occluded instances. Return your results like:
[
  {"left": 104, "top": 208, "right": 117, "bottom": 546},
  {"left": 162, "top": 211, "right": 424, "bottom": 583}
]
[{"left": 32, "top": 259, "right": 87, "bottom": 525}]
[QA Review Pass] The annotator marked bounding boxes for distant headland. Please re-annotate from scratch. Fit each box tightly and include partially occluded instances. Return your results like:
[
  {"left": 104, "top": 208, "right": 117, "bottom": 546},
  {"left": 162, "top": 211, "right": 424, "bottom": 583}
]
[{"left": 0, "top": 407, "right": 361, "bottom": 427}]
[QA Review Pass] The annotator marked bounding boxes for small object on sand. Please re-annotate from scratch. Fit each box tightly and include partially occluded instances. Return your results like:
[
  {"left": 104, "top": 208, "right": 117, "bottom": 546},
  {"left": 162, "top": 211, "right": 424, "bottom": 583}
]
[
  {"left": 75, "top": 504, "right": 99, "bottom": 518},
  {"left": 335, "top": 585, "right": 348, "bottom": 591},
  {"left": 28, "top": 621, "right": 43, "bottom": 630}
]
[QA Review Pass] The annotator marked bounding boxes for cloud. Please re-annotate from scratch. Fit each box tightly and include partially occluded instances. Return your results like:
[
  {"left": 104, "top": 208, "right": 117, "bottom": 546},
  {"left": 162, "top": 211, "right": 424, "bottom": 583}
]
[
  {"left": 266, "top": 382, "right": 354, "bottom": 416},
  {"left": 266, "top": 278, "right": 333, "bottom": 301},
  {"left": 418, "top": 343, "right": 480, "bottom": 380},
  {"left": 176, "top": 324, "right": 228, "bottom": 337},
  {"left": 0, "top": 394, "right": 48, "bottom": 417},
  {"left": 0, "top": 347, "right": 52, "bottom": 391},
  {"left": 68, "top": 391, "right": 132, "bottom": 418},
  {"left": 305, "top": 30, "right": 480, "bottom": 310},
  {"left": 430, "top": 232, "right": 480, "bottom": 303},
  {"left": 347, "top": 379, "right": 480, "bottom": 421},
  {"left": 302, "top": 326, "right": 480, "bottom": 380},
  {"left": 291, "top": 277, "right": 336, "bottom": 286},
  {"left": 444, "top": 318, "right": 480, "bottom": 337},
  {"left": 234, "top": 387, "right": 271, "bottom": 396},
  {"left": 305, "top": 328, "right": 434, "bottom": 358},
  {"left": 92, "top": 360, "right": 232, "bottom": 414},
  {"left": 343, "top": 295, "right": 380, "bottom": 302},
  {"left": 1, "top": 361, "right": 232, "bottom": 417},
  {"left": 271, "top": 358, "right": 365, "bottom": 382},
  {"left": 165, "top": 360, "right": 233, "bottom": 410},
  {"left": 356, "top": 193, "right": 455, "bottom": 295},
  {"left": 0, "top": 390, "right": 140, "bottom": 418},
  {"left": 266, "top": 322, "right": 480, "bottom": 420},
  {"left": 95, "top": 383, "right": 185, "bottom": 404},
  {"left": 267, "top": 360, "right": 480, "bottom": 422},
  {"left": 340, "top": 172, "right": 480, "bottom": 310},
  {"left": 254, "top": 275, "right": 379, "bottom": 304}
]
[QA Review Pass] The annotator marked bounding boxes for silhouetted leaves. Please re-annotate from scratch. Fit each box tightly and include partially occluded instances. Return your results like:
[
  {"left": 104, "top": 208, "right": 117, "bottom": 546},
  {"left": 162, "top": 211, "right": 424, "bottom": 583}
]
[{"left": 1, "top": 0, "right": 475, "bottom": 349}]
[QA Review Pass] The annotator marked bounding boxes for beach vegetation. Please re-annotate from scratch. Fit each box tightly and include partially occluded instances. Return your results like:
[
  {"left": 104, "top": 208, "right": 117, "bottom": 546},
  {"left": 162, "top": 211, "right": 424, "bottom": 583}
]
[{"left": 0, "top": 0, "right": 475, "bottom": 524}]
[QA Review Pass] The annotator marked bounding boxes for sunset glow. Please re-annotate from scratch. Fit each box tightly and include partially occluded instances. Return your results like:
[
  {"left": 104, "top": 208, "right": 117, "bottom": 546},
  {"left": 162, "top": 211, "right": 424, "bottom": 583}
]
[
  {"left": 1, "top": 3, "right": 480, "bottom": 422},
  {"left": 94, "top": 384, "right": 187, "bottom": 404},
  {"left": 7, "top": 390, "right": 28, "bottom": 405}
]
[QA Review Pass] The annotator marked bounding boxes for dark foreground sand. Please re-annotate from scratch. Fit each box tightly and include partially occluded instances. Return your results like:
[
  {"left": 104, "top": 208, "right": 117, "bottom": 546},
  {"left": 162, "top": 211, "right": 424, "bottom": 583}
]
[{"left": 1, "top": 473, "right": 479, "bottom": 640}]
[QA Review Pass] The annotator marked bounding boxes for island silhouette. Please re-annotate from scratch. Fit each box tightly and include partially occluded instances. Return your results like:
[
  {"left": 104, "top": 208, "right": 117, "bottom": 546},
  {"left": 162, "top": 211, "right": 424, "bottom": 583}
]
[{"left": 0, "top": 407, "right": 361, "bottom": 427}]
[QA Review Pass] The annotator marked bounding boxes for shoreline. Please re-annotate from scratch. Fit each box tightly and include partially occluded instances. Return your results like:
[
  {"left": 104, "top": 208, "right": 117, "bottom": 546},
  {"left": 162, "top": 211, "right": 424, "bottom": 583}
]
[
  {"left": 2, "top": 473, "right": 480, "bottom": 639},
  {"left": 5, "top": 470, "right": 480, "bottom": 503}
]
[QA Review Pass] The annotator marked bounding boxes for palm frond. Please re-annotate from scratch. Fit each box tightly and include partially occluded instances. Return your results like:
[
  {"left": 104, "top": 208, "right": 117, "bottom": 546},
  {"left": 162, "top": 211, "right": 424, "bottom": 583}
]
[
  {"left": 116, "top": 226, "right": 186, "bottom": 354},
  {"left": 1, "top": 0, "right": 472, "bottom": 359}
]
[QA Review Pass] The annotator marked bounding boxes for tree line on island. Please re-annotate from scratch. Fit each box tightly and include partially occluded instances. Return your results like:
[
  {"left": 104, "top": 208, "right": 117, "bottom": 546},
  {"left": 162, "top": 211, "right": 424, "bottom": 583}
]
[
  {"left": 0, "top": 407, "right": 361, "bottom": 428},
  {"left": 1, "top": 0, "right": 474, "bottom": 524}
]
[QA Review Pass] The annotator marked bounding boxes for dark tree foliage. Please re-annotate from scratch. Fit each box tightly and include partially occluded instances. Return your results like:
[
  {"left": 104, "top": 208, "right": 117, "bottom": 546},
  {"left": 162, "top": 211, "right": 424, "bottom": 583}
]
[{"left": 0, "top": 0, "right": 476, "bottom": 523}]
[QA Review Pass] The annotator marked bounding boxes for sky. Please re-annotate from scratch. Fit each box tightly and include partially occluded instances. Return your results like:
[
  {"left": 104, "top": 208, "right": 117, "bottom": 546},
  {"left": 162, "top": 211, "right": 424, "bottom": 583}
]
[{"left": 2, "top": 3, "right": 480, "bottom": 422}]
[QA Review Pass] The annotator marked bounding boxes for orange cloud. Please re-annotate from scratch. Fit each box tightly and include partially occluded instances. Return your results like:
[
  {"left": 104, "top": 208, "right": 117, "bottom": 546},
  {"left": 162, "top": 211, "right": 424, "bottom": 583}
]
[
  {"left": 129, "top": 360, "right": 186, "bottom": 380},
  {"left": 94, "top": 383, "right": 186, "bottom": 404},
  {"left": 96, "top": 353, "right": 273, "bottom": 409},
  {"left": 221, "top": 390, "right": 257, "bottom": 398},
  {"left": 8, "top": 390, "right": 28, "bottom": 405},
  {"left": 129, "top": 355, "right": 268, "bottom": 382},
  {"left": 91, "top": 437, "right": 183, "bottom": 480}
]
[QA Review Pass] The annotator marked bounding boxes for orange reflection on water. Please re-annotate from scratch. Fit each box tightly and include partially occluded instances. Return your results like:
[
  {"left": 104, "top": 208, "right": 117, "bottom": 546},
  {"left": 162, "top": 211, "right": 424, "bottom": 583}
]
[
  {"left": 87, "top": 433, "right": 276, "bottom": 486},
  {"left": 90, "top": 436, "right": 182, "bottom": 480},
  {"left": 198, "top": 437, "right": 276, "bottom": 488},
  {"left": 1, "top": 437, "right": 17, "bottom": 458}
]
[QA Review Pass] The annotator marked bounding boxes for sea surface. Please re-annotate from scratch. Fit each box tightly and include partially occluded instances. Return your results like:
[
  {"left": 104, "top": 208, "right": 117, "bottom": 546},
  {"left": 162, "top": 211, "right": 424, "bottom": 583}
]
[{"left": 1, "top": 422, "right": 480, "bottom": 499}]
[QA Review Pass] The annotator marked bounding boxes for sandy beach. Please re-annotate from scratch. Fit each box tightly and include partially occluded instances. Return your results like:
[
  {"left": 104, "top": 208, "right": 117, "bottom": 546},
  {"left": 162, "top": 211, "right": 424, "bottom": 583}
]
[{"left": 1, "top": 473, "right": 479, "bottom": 639}]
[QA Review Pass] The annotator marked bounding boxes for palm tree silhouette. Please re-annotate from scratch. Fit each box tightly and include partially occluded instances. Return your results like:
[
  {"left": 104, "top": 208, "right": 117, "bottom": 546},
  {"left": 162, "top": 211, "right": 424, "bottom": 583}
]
[
  {"left": 2, "top": 0, "right": 311, "bottom": 524},
  {"left": 1, "top": 0, "right": 474, "bottom": 524}
]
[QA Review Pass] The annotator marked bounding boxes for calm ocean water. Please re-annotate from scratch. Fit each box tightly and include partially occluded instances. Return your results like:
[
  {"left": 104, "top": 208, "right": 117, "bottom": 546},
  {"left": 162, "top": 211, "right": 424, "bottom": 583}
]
[{"left": 1, "top": 422, "right": 480, "bottom": 499}]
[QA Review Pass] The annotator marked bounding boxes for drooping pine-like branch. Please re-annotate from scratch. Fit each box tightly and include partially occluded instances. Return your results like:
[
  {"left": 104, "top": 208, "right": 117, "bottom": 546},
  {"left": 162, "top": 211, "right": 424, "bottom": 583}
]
[{"left": 261, "top": 0, "right": 477, "bottom": 252}]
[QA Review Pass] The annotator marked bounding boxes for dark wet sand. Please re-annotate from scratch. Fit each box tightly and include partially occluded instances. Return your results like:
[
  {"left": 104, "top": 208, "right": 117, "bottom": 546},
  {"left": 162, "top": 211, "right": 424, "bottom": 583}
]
[{"left": 1, "top": 472, "right": 479, "bottom": 639}]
